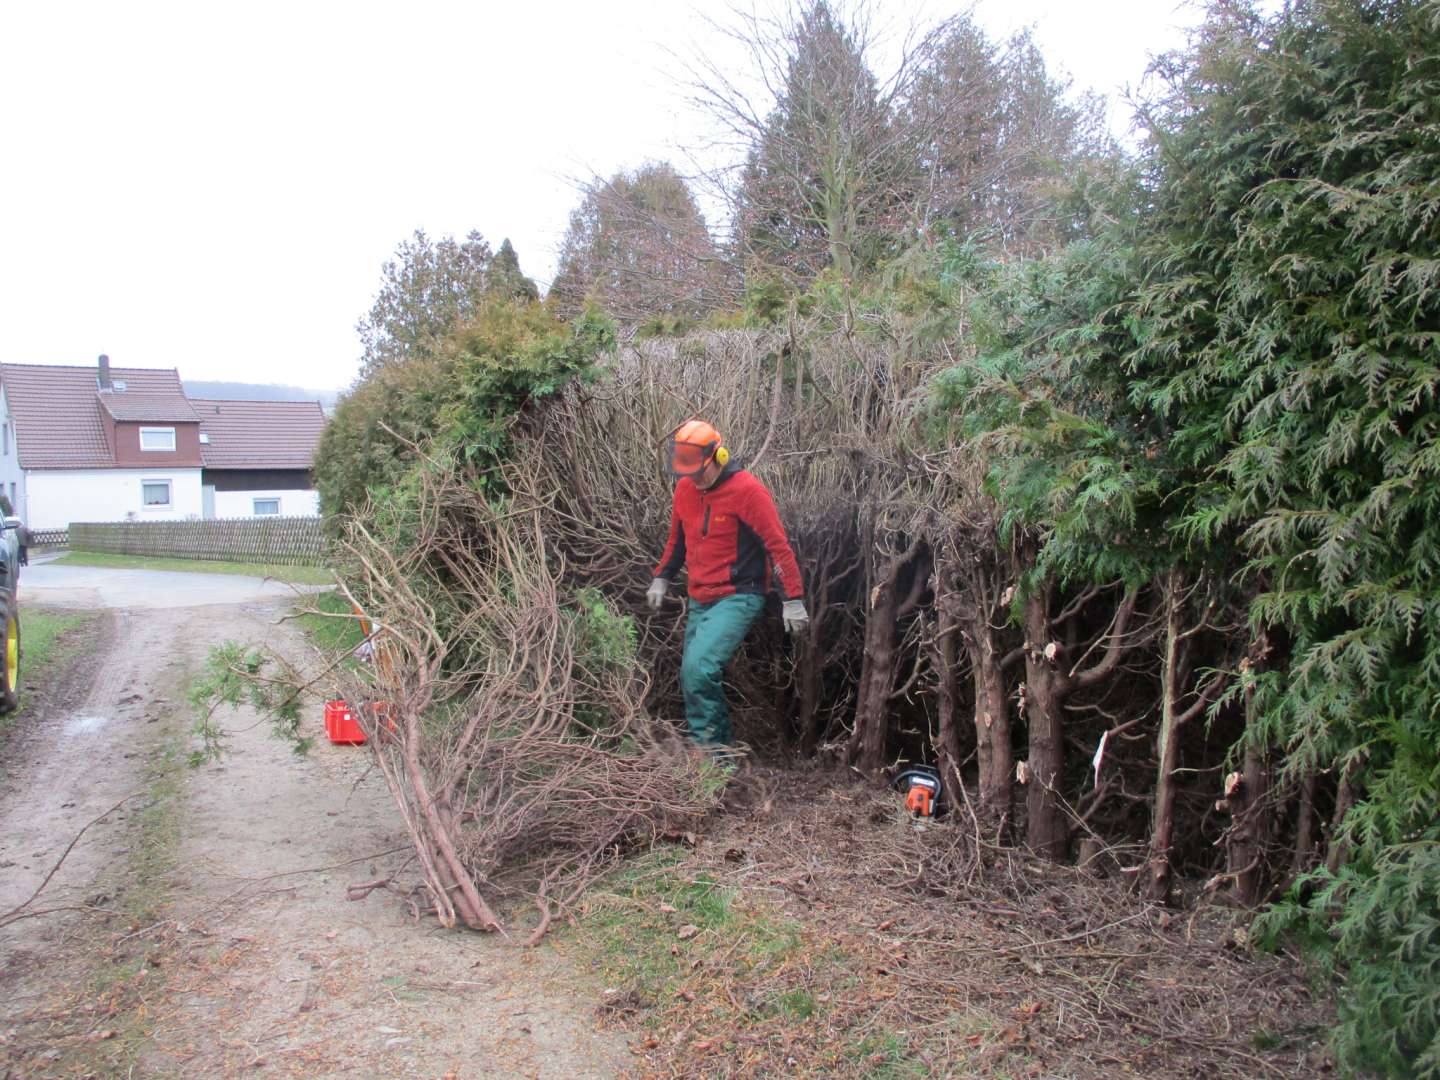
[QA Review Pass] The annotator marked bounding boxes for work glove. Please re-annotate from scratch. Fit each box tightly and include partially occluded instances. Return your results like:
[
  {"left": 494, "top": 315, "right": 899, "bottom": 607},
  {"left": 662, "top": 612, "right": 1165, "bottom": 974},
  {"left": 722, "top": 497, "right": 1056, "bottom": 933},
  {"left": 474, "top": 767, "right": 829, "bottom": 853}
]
[
  {"left": 646, "top": 578, "right": 669, "bottom": 611},
  {"left": 782, "top": 598, "right": 810, "bottom": 636}
]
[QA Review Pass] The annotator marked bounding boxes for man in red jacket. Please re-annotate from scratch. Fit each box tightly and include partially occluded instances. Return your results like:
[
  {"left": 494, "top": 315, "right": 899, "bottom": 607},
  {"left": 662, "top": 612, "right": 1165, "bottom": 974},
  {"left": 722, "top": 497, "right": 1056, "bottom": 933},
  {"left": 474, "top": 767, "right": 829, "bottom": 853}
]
[{"left": 647, "top": 419, "right": 809, "bottom": 747}]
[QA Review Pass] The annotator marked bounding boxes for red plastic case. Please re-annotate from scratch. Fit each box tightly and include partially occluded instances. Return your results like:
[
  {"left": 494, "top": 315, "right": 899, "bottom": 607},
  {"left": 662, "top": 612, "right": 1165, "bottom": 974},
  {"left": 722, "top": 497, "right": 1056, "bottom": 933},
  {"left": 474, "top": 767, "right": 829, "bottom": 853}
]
[{"left": 323, "top": 700, "right": 366, "bottom": 745}]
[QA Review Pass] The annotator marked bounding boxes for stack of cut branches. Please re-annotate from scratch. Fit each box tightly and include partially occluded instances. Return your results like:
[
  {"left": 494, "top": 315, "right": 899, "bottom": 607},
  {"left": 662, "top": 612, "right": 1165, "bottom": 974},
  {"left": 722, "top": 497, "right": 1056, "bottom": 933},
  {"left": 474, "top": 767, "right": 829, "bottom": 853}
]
[{"left": 322, "top": 450, "right": 719, "bottom": 941}]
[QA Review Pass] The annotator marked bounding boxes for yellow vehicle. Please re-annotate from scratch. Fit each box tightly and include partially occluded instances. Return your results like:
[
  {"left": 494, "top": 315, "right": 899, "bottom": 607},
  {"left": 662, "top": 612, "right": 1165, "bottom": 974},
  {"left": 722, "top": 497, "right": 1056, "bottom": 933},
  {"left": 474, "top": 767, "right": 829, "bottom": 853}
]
[{"left": 0, "top": 516, "right": 21, "bottom": 711}]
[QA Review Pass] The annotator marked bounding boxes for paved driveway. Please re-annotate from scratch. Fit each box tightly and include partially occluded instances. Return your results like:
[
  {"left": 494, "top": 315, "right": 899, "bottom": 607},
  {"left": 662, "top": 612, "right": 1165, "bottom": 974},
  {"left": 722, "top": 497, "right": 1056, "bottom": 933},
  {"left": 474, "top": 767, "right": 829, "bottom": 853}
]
[{"left": 18, "top": 556, "right": 325, "bottom": 610}]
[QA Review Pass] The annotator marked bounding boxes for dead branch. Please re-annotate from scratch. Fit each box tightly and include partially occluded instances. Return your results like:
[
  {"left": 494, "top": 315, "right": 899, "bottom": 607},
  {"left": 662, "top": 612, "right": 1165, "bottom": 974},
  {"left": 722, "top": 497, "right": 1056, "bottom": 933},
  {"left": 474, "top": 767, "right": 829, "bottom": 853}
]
[
  {"left": 0, "top": 794, "right": 139, "bottom": 929},
  {"left": 307, "top": 456, "right": 721, "bottom": 937}
]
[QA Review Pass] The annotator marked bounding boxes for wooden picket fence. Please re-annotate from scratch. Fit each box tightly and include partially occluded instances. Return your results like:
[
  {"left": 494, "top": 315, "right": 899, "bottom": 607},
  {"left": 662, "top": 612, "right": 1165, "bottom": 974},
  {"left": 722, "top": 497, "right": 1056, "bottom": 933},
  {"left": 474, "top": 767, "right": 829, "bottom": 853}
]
[
  {"left": 28, "top": 528, "right": 69, "bottom": 548},
  {"left": 69, "top": 517, "right": 328, "bottom": 566}
]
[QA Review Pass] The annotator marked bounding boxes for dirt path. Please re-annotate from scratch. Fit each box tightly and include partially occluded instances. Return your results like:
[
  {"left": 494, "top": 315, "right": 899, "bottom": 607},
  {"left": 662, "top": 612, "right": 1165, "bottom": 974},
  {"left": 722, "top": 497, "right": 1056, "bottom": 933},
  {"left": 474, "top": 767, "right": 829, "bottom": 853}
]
[{"left": 1, "top": 595, "right": 629, "bottom": 1079}]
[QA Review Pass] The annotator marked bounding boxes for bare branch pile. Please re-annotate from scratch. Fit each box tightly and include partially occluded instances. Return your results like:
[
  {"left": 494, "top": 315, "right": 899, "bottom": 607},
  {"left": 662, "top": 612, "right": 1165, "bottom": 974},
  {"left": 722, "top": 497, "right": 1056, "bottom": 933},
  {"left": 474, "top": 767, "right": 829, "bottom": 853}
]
[{"left": 326, "top": 452, "right": 719, "bottom": 939}]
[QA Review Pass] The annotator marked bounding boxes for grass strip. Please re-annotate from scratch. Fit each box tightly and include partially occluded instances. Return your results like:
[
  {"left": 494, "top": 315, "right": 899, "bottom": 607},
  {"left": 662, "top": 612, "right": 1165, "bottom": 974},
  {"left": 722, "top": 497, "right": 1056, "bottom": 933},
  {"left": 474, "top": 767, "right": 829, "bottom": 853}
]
[
  {"left": 561, "top": 847, "right": 986, "bottom": 1077},
  {"left": 66, "top": 723, "right": 190, "bottom": 1076},
  {"left": 4, "top": 608, "right": 97, "bottom": 734},
  {"left": 55, "top": 551, "right": 333, "bottom": 585},
  {"left": 292, "top": 589, "right": 366, "bottom": 654}
]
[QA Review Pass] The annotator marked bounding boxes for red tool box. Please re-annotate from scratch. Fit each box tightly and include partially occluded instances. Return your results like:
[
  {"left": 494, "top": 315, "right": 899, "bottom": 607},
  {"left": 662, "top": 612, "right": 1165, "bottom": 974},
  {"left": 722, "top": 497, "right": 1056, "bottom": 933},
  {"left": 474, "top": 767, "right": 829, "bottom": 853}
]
[{"left": 323, "top": 700, "right": 366, "bottom": 745}]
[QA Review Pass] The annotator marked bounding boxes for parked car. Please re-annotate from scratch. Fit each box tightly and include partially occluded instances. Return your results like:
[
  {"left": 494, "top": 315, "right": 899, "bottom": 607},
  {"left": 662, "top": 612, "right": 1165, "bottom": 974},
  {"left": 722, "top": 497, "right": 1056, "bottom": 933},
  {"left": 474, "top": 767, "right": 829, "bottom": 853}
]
[{"left": 0, "top": 517, "right": 20, "bottom": 710}]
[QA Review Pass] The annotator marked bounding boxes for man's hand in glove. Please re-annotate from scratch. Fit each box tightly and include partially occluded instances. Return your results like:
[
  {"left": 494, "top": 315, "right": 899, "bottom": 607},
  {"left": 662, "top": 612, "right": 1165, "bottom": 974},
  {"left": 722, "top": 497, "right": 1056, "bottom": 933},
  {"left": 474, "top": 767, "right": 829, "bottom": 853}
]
[
  {"left": 782, "top": 599, "right": 810, "bottom": 635},
  {"left": 646, "top": 578, "right": 669, "bottom": 611}
]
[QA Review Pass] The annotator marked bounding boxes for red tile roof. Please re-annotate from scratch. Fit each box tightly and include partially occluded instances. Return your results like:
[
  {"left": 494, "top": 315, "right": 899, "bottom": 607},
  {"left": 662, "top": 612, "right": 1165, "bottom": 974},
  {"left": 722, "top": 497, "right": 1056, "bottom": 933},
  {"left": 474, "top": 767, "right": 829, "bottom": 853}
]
[
  {"left": 98, "top": 391, "right": 200, "bottom": 423},
  {"left": 1, "top": 363, "right": 189, "bottom": 468},
  {"left": 192, "top": 399, "right": 326, "bottom": 470}
]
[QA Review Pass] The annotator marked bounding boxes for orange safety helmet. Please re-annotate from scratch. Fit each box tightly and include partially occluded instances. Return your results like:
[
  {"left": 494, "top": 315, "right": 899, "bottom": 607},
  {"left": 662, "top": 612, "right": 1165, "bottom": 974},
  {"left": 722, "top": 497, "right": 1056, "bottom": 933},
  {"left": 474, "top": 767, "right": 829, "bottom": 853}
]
[{"left": 664, "top": 419, "right": 730, "bottom": 477}]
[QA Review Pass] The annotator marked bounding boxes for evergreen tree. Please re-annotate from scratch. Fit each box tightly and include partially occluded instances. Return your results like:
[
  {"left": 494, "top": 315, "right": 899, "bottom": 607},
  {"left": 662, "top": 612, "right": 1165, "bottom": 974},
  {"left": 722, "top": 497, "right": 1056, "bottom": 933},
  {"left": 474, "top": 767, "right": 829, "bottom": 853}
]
[
  {"left": 550, "top": 162, "right": 727, "bottom": 327},
  {"left": 899, "top": 21, "right": 1110, "bottom": 253},
  {"left": 317, "top": 299, "right": 615, "bottom": 519},
  {"left": 732, "top": 2, "right": 899, "bottom": 280},
  {"left": 489, "top": 238, "right": 539, "bottom": 303},
  {"left": 355, "top": 229, "right": 494, "bottom": 379}
]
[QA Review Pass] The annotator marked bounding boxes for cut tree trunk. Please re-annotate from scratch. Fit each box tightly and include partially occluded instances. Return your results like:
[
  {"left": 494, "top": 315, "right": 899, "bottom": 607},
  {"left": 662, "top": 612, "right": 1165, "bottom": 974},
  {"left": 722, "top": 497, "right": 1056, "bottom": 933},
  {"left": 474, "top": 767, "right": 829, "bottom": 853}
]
[
  {"left": 1021, "top": 576, "right": 1142, "bottom": 863},
  {"left": 1145, "top": 575, "right": 1188, "bottom": 902},
  {"left": 848, "top": 558, "right": 901, "bottom": 775},
  {"left": 847, "top": 538, "right": 927, "bottom": 776},
  {"left": 1226, "top": 629, "right": 1272, "bottom": 906},
  {"left": 1022, "top": 585, "right": 1069, "bottom": 860},
  {"left": 1145, "top": 570, "right": 1227, "bottom": 902},
  {"left": 1326, "top": 765, "right": 1358, "bottom": 875},
  {"left": 1287, "top": 771, "right": 1319, "bottom": 887},
  {"left": 957, "top": 554, "right": 1013, "bottom": 830},
  {"left": 931, "top": 576, "right": 967, "bottom": 804},
  {"left": 969, "top": 618, "right": 1013, "bottom": 826},
  {"left": 927, "top": 596, "right": 961, "bottom": 800},
  {"left": 1226, "top": 738, "right": 1270, "bottom": 905}
]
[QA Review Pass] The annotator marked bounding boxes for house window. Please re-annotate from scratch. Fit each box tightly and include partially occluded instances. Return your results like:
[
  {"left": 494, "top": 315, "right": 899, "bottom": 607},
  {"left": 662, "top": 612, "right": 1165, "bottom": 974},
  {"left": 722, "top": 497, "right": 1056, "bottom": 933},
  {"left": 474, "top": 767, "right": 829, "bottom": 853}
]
[
  {"left": 3, "top": 422, "right": 9, "bottom": 455},
  {"left": 142, "top": 480, "right": 172, "bottom": 508},
  {"left": 252, "top": 498, "right": 281, "bottom": 516},
  {"left": 139, "top": 427, "right": 177, "bottom": 451}
]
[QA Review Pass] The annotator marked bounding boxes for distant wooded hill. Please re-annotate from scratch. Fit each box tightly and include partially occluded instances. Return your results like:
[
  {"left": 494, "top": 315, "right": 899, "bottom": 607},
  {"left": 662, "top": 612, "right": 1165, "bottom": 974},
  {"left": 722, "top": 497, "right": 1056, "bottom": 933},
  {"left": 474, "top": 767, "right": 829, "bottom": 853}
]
[{"left": 184, "top": 380, "right": 339, "bottom": 411}]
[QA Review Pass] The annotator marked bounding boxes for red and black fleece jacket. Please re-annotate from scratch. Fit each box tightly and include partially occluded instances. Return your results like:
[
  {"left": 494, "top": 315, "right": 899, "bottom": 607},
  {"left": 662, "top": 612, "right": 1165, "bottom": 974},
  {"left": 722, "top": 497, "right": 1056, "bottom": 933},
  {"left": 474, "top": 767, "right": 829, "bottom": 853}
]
[{"left": 654, "top": 464, "right": 804, "bottom": 604}]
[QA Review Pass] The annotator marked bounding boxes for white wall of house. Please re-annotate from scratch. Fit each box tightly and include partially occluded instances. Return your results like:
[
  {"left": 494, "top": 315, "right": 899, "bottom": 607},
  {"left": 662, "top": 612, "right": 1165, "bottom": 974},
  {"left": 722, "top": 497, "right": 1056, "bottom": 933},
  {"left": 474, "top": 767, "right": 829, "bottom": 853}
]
[
  {"left": 211, "top": 488, "right": 320, "bottom": 519},
  {"left": 0, "top": 388, "right": 23, "bottom": 520},
  {"left": 25, "top": 468, "right": 204, "bottom": 530}
]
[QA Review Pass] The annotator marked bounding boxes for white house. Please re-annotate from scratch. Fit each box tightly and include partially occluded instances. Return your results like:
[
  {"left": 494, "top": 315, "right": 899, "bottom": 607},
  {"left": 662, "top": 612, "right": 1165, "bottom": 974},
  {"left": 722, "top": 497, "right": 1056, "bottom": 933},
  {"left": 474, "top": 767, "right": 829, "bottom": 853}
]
[
  {"left": 192, "top": 398, "right": 326, "bottom": 518},
  {"left": 0, "top": 357, "right": 326, "bottom": 530}
]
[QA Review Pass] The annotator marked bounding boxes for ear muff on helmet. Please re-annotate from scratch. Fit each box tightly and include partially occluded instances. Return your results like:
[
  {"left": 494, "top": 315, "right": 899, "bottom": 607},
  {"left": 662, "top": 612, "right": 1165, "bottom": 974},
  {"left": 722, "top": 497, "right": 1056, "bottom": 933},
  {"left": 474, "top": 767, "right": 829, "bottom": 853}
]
[{"left": 714, "top": 446, "right": 730, "bottom": 468}]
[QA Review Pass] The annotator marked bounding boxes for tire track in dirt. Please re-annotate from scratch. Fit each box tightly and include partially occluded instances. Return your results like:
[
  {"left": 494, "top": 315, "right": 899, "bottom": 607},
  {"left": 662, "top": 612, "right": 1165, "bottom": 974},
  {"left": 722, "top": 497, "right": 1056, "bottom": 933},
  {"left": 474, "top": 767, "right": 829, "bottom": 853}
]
[
  {"left": 139, "top": 600, "right": 630, "bottom": 1079},
  {"left": 2, "top": 594, "right": 629, "bottom": 1079},
  {"left": 0, "top": 605, "right": 196, "bottom": 1069},
  {"left": 0, "top": 607, "right": 158, "bottom": 937}
]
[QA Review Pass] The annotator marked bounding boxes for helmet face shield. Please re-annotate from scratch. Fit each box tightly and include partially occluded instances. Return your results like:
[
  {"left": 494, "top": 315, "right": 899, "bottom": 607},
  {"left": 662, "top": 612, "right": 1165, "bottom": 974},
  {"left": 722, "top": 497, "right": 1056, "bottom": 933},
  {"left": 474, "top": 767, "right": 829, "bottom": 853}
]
[
  {"left": 664, "top": 419, "right": 723, "bottom": 478},
  {"left": 668, "top": 440, "right": 710, "bottom": 476}
]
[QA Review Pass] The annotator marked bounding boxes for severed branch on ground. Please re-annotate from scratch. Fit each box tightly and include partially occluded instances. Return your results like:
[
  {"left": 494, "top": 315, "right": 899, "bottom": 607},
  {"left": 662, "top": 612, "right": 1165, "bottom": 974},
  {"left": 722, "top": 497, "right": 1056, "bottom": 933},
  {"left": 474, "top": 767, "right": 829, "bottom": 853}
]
[
  {"left": 0, "top": 794, "right": 139, "bottom": 929},
  {"left": 276, "top": 454, "right": 724, "bottom": 941}
]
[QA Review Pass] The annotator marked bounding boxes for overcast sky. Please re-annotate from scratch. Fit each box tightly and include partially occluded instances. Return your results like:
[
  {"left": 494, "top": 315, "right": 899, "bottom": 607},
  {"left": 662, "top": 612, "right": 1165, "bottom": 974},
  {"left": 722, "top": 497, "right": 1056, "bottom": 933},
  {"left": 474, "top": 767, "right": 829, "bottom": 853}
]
[{"left": 1, "top": 1, "right": 1217, "bottom": 393}]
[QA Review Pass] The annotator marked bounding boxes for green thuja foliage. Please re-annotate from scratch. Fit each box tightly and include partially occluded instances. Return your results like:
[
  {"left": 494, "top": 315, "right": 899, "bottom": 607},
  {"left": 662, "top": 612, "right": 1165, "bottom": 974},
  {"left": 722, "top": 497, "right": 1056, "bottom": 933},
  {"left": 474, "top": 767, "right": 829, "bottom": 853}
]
[
  {"left": 1131, "top": 6, "right": 1440, "bottom": 1070},
  {"left": 569, "top": 587, "right": 642, "bottom": 738},
  {"left": 932, "top": 1, "right": 1440, "bottom": 1071},
  {"left": 927, "top": 228, "right": 1187, "bottom": 589},
  {"left": 189, "top": 641, "right": 309, "bottom": 765},
  {"left": 315, "top": 300, "right": 616, "bottom": 516},
  {"left": 441, "top": 300, "right": 615, "bottom": 490},
  {"left": 314, "top": 353, "right": 454, "bottom": 521},
  {"left": 571, "top": 587, "right": 639, "bottom": 677}
]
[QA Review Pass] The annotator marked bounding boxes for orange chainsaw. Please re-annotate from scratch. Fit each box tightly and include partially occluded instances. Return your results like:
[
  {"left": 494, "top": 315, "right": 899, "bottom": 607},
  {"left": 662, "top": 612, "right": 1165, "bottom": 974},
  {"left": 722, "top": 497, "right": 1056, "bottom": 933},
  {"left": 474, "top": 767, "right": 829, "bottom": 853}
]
[{"left": 893, "top": 765, "right": 945, "bottom": 819}]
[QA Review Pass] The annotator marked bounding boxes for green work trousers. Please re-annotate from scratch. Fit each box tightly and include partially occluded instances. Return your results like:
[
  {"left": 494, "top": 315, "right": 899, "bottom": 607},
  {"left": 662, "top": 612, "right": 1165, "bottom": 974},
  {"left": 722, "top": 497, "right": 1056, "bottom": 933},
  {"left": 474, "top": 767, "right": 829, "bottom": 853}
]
[{"left": 680, "top": 593, "right": 765, "bottom": 746}]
